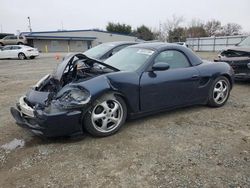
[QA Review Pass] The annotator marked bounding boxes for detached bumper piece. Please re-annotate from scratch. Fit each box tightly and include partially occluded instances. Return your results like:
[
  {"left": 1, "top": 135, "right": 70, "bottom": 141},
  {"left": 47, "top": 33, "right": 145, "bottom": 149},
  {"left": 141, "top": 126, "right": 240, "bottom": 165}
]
[{"left": 10, "top": 102, "right": 83, "bottom": 138}]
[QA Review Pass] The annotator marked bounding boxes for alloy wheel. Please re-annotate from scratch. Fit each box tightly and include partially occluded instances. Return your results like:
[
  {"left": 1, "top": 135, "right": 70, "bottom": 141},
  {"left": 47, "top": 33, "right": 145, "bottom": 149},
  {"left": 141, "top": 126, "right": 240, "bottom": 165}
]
[
  {"left": 91, "top": 99, "right": 123, "bottom": 133},
  {"left": 213, "top": 80, "right": 229, "bottom": 105}
]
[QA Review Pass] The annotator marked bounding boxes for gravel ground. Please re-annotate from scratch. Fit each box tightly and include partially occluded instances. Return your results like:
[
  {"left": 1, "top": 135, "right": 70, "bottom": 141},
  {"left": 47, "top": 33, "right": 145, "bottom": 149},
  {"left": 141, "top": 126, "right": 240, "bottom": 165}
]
[{"left": 0, "top": 52, "right": 249, "bottom": 187}]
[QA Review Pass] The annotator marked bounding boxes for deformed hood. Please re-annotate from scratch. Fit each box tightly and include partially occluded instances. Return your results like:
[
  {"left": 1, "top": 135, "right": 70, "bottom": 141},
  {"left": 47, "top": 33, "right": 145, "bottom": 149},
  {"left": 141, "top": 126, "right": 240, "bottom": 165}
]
[
  {"left": 52, "top": 53, "right": 119, "bottom": 82},
  {"left": 223, "top": 46, "right": 250, "bottom": 53}
]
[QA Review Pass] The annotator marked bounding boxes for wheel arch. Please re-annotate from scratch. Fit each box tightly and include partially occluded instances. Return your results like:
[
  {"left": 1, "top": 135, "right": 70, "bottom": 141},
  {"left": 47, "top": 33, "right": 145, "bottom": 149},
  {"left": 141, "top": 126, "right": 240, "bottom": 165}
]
[{"left": 221, "top": 73, "right": 233, "bottom": 90}]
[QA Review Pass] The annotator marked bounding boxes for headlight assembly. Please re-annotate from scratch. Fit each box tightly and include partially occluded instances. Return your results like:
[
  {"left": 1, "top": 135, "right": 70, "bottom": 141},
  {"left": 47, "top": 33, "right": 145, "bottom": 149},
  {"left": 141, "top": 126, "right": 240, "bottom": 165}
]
[{"left": 56, "top": 88, "right": 91, "bottom": 109}]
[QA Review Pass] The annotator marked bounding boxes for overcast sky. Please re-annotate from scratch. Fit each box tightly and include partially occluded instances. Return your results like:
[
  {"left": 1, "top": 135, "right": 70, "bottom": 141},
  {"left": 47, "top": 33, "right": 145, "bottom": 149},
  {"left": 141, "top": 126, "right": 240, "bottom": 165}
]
[{"left": 1, "top": 0, "right": 250, "bottom": 34}]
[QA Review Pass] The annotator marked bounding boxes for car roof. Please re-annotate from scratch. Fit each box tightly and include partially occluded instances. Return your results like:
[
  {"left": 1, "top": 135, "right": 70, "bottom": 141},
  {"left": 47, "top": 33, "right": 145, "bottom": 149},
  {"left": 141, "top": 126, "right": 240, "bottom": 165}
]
[
  {"left": 3, "top": 45, "right": 31, "bottom": 48},
  {"left": 103, "top": 41, "right": 138, "bottom": 46},
  {"left": 129, "top": 42, "right": 182, "bottom": 50},
  {"left": 129, "top": 42, "right": 203, "bottom": 66}
]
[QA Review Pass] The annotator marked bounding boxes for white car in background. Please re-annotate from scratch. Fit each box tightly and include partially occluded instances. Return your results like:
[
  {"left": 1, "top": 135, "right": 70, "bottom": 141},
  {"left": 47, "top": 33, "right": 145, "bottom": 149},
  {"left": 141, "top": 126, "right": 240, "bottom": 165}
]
[
  {"left": 0, "top": 45, "right": 39, "bottom": 60},
  {"left": 174, "top": 42, "right": 189, "bottom": 48}
]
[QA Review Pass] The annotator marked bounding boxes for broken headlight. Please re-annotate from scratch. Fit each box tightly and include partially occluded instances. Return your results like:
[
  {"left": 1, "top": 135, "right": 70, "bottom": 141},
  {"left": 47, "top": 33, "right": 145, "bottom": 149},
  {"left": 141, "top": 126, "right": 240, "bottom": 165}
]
[{"left": 56, "top": 88, "right": 91, "bottom": 109}]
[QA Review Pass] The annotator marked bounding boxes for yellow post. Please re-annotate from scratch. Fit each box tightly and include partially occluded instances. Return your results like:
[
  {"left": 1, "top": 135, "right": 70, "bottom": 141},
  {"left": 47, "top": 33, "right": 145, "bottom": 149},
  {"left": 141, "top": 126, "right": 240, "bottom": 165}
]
[{"left": 45, "top": 45, "right": 48, "bottom": 53}]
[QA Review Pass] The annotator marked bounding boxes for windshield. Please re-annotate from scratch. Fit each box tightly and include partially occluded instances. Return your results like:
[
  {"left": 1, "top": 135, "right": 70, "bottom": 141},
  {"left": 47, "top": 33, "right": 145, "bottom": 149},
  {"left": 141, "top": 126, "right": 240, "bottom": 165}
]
[
  {"left": 83, "top": 43, "right": 115, "bottom": 59},
  {"left": 104, "top": 47, "right": 155, "bottom": 71},
  {"left": 238, "top": 36, "right": 250, "bottom": 47}
]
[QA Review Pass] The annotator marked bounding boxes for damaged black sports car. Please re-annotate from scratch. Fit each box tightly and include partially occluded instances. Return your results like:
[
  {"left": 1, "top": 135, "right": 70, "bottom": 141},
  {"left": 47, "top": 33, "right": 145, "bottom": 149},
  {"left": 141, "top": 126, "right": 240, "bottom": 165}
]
[
  {"left": 11, "top": 43, "right": 234, "bottom": 137},
  {"left": 215, "top": 36, "right": 250, "bottom": 80}
]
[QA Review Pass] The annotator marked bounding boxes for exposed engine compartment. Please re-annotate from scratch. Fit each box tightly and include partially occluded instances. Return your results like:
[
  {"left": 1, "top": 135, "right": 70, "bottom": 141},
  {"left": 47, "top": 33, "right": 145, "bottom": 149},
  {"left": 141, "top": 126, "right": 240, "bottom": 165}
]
[{"left": 34, "top": 54, "right": 117, "bottom": 94}]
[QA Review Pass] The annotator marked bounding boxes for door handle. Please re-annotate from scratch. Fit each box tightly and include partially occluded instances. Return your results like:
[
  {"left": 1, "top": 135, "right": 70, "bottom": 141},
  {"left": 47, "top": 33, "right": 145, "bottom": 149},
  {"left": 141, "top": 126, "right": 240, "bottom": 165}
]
[{"left": 191, "top": 75, "right": 200, "bottom": 80}]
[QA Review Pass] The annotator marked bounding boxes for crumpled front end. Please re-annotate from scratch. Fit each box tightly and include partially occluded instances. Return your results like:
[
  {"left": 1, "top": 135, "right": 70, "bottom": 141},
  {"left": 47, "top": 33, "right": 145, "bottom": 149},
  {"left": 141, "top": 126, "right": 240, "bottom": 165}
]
[
  {"left": 10, "top": 54, "right": 103, "bottom": 137},
  {"left": 10, "top": 84, "right": 91, "bottom": 137}
]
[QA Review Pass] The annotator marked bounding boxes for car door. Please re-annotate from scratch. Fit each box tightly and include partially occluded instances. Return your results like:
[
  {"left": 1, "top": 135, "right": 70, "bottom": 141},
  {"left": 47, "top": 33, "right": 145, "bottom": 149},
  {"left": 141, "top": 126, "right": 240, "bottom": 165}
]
[
  {"left": 10, "top": 46, "right": 21, "bottom": 58},
  {"left": 140, "top": 49, "right": 200, "bottom": 111},
  {"left": 2, "top": 36, "right": 11, "bottom": 45},
  {"left": 8, "top": 36, "right": 18, "bottom": 45},
  {"left": 0, "top": 46, "right": 12, "bottom": 58}
]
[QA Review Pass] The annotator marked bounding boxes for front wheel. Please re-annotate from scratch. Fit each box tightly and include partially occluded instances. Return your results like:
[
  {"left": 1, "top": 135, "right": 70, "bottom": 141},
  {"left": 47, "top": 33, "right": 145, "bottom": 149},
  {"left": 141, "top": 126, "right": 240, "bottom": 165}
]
[
  {"left": 83, "top": 94, "right": 127, "bottom": 137},
  {"left": 208, "top": 76, "right": 231, "bottom": 107}
]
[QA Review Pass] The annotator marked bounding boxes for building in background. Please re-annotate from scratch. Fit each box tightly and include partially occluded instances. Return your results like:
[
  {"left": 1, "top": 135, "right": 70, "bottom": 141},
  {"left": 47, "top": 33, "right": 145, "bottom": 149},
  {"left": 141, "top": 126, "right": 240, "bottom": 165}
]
[{"left": 21, "top": 29, "right": 138, "bottom": 52}]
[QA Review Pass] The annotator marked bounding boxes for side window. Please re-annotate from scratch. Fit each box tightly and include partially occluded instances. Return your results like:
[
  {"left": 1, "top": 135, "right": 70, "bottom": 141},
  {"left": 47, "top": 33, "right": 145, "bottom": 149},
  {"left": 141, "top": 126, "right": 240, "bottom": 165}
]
[
  {"left": 112, "top": 44, "right": 130, "bottom": 54},
  {"left": 154, "top": 50, "right": 190, "bottom": 69},
  {"left": 105, "top": 45, "right": 129, "bottom": 59},
  {"left": 3, "top": 36, "right": 11, "bottom": 40},
  {"left": 2, "top": 46, "right": 12, "bottom": 50},
  {"left": 12, "top": 46, "right": 21, "bottom": 50},
  {"left": 9, "top": 36, "right": 17, "bottom": 39},
  {"left": 19, "top": 36, "right": 24, "bottom": 39}
]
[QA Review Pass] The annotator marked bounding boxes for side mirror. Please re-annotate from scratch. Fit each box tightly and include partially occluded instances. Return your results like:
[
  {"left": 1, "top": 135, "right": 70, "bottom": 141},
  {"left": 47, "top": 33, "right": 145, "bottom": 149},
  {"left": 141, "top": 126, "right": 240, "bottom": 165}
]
[{"left": 152, "top": 62, "right": 170, "bottom": 71}]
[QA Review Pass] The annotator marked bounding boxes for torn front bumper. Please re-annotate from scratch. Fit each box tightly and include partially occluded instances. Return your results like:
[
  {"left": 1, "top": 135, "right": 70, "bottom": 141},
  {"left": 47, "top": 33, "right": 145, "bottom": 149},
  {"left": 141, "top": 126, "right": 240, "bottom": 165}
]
[{"left": 10, "top": 96, "right": 84, "bottom": 137}]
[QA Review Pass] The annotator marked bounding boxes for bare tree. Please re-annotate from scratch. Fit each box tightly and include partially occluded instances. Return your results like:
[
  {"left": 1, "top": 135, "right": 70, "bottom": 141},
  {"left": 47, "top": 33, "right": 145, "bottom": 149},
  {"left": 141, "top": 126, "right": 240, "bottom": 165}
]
[
  {"left": 189, "top": 18, "right": 204, "bottom": 27},
  {"left": 204, "top": 19, "right": 222, "bottom": 36},
  {"left": 222, "top": 23, "right": 242, "bottom": 36}
]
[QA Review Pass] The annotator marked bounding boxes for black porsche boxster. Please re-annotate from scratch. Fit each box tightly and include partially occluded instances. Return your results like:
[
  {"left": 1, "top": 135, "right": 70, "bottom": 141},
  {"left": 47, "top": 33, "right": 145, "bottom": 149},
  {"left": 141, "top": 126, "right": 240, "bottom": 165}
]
[{"left": 11, "top": 43, "right": 234, "bottom": 137}]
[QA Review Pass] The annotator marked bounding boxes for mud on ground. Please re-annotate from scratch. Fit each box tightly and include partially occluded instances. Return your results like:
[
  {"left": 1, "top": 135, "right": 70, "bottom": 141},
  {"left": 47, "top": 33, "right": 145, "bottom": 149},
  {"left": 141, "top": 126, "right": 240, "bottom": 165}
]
[{"left": 0, "top": 52, "right": 249, "bottom": 187}]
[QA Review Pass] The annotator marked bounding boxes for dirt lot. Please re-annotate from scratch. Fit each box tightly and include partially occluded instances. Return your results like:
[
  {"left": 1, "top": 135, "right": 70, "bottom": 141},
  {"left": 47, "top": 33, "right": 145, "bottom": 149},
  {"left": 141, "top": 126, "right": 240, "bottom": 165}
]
[{"left": 0, "top": 52, "right": 249, "bottom": 187}]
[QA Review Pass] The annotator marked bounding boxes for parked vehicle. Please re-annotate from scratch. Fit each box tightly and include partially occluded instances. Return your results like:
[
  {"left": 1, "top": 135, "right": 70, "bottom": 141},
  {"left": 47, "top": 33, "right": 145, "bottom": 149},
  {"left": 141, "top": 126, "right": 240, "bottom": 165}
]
[
  {"left": 174, "top": 42, "right": 189, "bottom": 48},
  {"left": 0, "top": 35, "right": 27, "bottom": 46},
  {"left": 215, "top": 36, "right": 250, "bottom": 80},
  {"left": 10, "top": 43, "right": 234, "bottom": 138},
  {"left": 83, "top": 41, "right": 138, "bottom": 60},
  {"left": 0, "top": 45, "right": 39, "bottom": 60}
]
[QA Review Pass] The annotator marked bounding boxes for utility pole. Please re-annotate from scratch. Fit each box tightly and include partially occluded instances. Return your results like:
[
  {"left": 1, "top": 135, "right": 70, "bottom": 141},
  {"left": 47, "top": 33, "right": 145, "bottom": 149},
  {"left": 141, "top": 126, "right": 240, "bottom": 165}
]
[{"left": 27, "top": 17, "right": 32, "bottom": 32}]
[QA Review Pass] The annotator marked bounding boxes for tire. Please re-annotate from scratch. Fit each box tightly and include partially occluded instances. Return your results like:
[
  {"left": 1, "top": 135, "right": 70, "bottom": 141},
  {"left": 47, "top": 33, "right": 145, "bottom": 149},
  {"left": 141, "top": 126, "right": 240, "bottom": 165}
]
[
  {"left": 17, "top": 42, "right": 23, "bottom": 45},
  {"left": 18, "top": 53, "right": 26, "bottom": 60},
  {"left": 30, "top": 56, "right": 35, "bottom": 59},
  {"left": 83, "top": 93, "right": 127, "bottom": 137},
  {"left": 0, "top": 43, "right": 3, "bottom": 46},
  {"left": 207, "top": 76, "right": 231, "bottom": 107}
]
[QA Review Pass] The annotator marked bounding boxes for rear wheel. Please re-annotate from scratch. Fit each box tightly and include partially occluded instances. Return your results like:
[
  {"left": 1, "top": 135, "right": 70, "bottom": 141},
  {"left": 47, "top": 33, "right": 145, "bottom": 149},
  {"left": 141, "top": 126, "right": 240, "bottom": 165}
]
[
  {"left": 208, "top": 76, "right": 230, "bottom": 107},
  {"left": 84, "top": 94, "right": 127, "bottom": 137},
  {"left": 18, "top": 53, "right": 26, "bottom": 60}
]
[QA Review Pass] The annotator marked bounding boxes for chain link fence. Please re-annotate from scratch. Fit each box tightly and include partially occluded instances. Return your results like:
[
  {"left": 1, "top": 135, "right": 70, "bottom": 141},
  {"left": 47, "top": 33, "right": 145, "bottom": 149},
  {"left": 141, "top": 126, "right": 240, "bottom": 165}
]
[{"left": 186, "top": 35, "right": 248, "bottom": 52}]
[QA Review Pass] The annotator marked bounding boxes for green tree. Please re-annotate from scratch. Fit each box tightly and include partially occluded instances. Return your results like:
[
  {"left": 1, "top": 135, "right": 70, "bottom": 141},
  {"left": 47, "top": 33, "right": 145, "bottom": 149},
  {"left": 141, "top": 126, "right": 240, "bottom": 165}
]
[
  {"left": 133, "top": 25, "right": 155, "bottom": 41},
  {"left": 168, "top": 27, "right": 186, "bottom": 42},
  {"left": 106, "top": 22, "right": 132, "bottom": 34}
]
